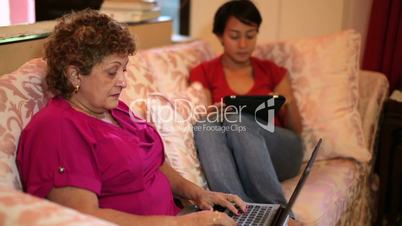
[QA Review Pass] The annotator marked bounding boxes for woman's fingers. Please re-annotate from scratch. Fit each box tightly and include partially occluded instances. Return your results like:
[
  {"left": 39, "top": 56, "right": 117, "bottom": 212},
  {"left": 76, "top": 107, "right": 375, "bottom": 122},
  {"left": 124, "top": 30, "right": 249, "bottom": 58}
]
[
  {"left": 215, "top": 194, "right": 241, "bottom": 215},
  {"left": 193, "top": 191, "right": 248, "bottom": 219},
  {"left": 183, "top": 210, "right": 236, "bottom": 226},
  {"left": 210, "top": 211, "right": 236, "bottom": 226},
  {"left": 197, "top": 199, "right": 214, "bottom": 211},
  {"left": 204, "top": 211, "right": 236, "bottom": 226},
  {"left": 226, "top": 194, "right": 247, "bottom": 213}
]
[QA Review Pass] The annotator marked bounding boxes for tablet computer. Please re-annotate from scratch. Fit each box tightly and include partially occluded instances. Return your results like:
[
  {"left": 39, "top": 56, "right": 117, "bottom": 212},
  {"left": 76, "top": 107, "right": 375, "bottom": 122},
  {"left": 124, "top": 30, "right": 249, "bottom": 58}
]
[{"left": 223, "top": 95, "right": 286, "bottom": 121}]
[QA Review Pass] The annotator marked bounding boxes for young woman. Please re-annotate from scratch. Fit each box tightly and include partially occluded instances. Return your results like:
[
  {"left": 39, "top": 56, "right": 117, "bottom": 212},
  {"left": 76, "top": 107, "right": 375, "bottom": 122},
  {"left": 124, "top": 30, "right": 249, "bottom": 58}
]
[{"left": 190, "top": 0, "right": 304, "bottom": 207}]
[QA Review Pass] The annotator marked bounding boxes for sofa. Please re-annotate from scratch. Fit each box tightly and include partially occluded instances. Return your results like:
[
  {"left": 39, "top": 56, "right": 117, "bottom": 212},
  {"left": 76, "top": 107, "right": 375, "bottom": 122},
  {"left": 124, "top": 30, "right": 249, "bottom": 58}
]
[{"left": 0, "top": 30, "right": 388, "bottom": 226}]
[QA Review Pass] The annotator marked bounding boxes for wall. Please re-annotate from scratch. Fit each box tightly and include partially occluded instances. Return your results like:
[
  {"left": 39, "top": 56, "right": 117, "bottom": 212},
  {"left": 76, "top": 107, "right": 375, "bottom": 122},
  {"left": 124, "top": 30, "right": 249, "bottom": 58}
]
[
  {"left": 190, "top": 0, "right": 281, "bottom": 53},
  {"left": 0, "top": 0, "right": 35, "bottom": 26},
  {"left": 0, "top": 0, "right": 10, "bottom": 26},
  {"left": 342, "top": 0, "right": 374, "bottom": 64},
  {"left": 190, "top": 0, "right": 225, "bottom": 52},
  {"left": 190, "top": 0, "right": 374, "bottom": 62},
  {"left": 277, "top": 0, "right": 344, "bottom": 40}
]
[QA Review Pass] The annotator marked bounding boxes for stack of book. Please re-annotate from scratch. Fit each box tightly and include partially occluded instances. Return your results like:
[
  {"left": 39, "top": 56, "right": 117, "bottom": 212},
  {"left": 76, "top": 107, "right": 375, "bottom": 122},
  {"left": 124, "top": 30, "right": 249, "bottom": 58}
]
[{"left": 100, "top": 0, "right": 161, "bottom": 23}]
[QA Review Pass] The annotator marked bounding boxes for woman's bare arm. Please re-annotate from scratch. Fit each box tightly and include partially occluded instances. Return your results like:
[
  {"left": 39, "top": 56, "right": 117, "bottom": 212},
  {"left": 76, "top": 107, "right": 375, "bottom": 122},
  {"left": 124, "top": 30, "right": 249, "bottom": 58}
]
[
  {"left": 47, "top": 187, "right": 179, "bottom": 226},
  {"left": 274, "top": 74, "right": 303, "bottom": 134},
  {"left": 202, "top": 86, "right": 213, "bottom": 107},
  {"left": 47, "top": 184, "right": 237, "bottom": 226},
  {"left": 160, "top": 162, "right": 204, "bottom": 202},
  {"left": 159, "top": 163, "right": 246, "bottom": 214},
  {"left": 192, "top": 82, "right": 226, "bottom": 115}
]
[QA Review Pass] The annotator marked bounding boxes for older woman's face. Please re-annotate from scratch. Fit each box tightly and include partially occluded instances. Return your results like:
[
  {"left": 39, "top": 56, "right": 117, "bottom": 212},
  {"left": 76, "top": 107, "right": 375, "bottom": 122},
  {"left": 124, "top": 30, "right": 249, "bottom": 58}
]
[{"left": 74, "top": 54, "right": 128, "bottom": 112}]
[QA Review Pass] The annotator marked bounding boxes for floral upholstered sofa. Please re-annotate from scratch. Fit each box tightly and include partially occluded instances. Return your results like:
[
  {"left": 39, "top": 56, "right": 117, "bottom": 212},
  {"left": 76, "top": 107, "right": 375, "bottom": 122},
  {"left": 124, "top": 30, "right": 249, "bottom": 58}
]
[{"left": 0, "top": 30, "right": 388, "bottom": 226}]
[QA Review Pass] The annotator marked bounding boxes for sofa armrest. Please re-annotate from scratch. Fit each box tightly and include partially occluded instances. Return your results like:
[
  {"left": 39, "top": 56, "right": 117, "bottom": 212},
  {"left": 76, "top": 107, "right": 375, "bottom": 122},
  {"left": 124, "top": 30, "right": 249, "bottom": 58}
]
[
  {"left": 0, "top": 187, "right": 117, "bottom": 226},
  {"left": 358, "top": 70, "right": 389, "bottom": 152}
]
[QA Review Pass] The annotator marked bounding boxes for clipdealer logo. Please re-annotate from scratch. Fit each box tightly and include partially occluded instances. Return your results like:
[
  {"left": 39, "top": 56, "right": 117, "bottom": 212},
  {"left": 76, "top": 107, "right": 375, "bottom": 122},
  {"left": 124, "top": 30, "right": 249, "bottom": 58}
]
[
  {"left": 254, "top": 97, "right": 275, "bottom": 132},
  {"left": 127, "top": 94, "right": 276, "bottom": 133}
]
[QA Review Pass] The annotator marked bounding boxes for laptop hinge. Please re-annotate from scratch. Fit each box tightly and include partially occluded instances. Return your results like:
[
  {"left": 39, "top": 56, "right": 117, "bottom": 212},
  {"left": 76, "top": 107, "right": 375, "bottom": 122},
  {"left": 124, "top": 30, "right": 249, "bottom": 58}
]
[{"left": 270, "top": 205, "right": 288, "bottom": 226}]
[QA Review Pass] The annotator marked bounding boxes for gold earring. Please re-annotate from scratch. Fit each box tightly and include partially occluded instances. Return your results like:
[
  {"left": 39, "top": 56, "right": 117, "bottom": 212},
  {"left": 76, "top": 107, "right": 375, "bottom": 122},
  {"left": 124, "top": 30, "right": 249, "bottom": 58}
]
[{"left": 74, "top": 84, "right": 80, "bottom": 93}]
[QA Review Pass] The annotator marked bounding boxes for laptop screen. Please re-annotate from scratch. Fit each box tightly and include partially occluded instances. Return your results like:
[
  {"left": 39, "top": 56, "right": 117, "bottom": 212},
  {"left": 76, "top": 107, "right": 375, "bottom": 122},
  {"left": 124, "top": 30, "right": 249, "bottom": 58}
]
[{"left": 277, "top": 138, "right": 322, "bottom": 224}]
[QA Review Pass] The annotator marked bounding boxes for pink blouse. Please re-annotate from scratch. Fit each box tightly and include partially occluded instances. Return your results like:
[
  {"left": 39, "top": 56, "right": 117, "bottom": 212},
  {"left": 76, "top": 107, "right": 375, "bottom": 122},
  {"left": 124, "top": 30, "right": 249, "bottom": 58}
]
[{"left": 17, "top": 96, "right": 180, "bottom": 216}]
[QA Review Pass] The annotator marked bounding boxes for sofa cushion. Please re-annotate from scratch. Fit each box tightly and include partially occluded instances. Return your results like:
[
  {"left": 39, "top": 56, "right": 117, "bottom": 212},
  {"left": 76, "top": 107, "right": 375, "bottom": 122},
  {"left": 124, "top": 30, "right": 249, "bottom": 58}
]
[
  {"left": 141, "top": 40, "right": 216, "bottom": 93},
  {"left": 147, "top": 83, "right": 208, "bottom": 188},
  {"left": 358, "top": 71, "right": 389, "bottom": 151},
  {"left": 281, "top": 159, "right": 366, "bottom": 225},
  {"left": 139, "top": 40, "right": 215, "bottom": 188},
  {"left": 254, "top": 30, "right": 370, "bottom": 162},
  {"left": 0, "top": 58, "right": 49, "bottom": 189}
]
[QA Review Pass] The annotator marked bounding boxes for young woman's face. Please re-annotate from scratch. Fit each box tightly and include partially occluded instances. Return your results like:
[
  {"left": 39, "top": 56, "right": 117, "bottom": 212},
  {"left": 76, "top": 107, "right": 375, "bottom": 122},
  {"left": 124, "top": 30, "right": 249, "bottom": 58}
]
[
  {"left": 73, "top": 54, "right": 129, "bottom": 112},
  {"left": 219, "top": 16, "right": 258, "bottom": 65}
]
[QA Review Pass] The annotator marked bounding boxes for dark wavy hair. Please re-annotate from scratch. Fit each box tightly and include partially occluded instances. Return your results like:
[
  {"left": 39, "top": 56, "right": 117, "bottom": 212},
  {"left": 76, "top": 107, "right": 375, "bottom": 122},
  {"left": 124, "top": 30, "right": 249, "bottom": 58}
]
[
  {"left": 45, "top": 9, "right": 135, "bottom": 98},
  {"left": 213, "top": 0, "right": 262, "bottom": 36}
]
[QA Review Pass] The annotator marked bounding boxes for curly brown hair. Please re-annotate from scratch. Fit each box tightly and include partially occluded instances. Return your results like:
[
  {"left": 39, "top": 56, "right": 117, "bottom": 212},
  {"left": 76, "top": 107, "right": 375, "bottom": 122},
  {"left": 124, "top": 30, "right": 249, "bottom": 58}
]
[{"left": 45, "top": 9, "right": 135, "bottom": 98}]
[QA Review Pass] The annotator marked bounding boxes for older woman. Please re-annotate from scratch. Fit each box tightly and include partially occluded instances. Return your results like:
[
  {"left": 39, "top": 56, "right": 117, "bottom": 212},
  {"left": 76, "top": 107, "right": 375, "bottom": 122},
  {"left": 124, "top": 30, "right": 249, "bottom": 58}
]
[{"left": 16, "top": 10, "right": 245, "bottom": 226}]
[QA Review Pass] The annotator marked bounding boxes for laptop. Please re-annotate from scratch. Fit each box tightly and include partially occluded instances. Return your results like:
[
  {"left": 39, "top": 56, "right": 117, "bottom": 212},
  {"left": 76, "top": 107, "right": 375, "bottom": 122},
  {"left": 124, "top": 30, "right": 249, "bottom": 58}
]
[
  {"left": 223, "top": 95, "right": 286, "bottom": 122},
  {"left": 217, "top": 138, "right": 323, "bottom": 226}
]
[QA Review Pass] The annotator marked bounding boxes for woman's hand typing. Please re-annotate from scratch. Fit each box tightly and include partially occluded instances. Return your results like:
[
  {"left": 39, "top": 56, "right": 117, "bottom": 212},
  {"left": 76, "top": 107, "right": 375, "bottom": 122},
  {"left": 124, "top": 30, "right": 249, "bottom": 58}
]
[
  {"left": 160, "top": 162, "right": 247, "bottom": 225},
  {"left": 193, "top": 190, "right": 247, "bottom": 215},
  {"left": 177, "top": 210, "right": 236, "bottom": 226},
  {"left": 177, "top": 190, "right": 247, "bottom": 226}
]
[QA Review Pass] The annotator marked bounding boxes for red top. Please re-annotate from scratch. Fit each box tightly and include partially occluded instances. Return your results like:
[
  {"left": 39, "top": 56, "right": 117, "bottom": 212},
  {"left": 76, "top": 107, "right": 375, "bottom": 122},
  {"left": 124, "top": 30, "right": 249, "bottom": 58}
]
[
  {"left": 189, "top": 55, "right": 287, "bottom": 125},
  {"left": 17, "top": 96, "right": 180, "bottom": 216}
]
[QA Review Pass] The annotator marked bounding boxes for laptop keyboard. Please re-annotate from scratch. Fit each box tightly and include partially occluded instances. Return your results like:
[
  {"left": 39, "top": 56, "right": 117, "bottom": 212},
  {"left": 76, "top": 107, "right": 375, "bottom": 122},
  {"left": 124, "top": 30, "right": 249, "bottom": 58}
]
[{"left": 227, "top": 205, "right": 273, "bottom": 226}]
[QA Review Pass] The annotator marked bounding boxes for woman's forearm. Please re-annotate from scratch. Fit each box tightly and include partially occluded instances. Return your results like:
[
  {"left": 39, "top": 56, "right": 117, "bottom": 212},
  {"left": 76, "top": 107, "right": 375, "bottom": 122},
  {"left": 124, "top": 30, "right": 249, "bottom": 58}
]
[
  {"left": 160, "top": 163, "right": 205, "bottom": 202},
  {"left": 274, "top": 74, "right": 303, "bottom": 134},
  {"left": 284, "top": 99, "right": 303, "bottom": 135},
  {"left": 47, "top": 186, "right": 182, "bottom": 226},
  {"left": 91, "top": 208, "right": 179, "bottom": 226},
  {"left": 159, "top": 163, "right": 247, "bottom": 215}
]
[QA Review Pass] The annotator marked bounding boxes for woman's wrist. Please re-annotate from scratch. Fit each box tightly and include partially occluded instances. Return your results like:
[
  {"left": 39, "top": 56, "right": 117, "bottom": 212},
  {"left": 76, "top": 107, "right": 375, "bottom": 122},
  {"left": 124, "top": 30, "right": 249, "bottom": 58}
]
[
  {"left": 284, "top": 97, "right": 293, "bottom": 108},
  {"left": 181, "top": 183, "right": 207, "bottom": 206},
  {"left": 186, "top": 184, "right": 207, "bottom": 203},
  {"left": 173, "top": 178, "right": 205, "bottom": 203}
]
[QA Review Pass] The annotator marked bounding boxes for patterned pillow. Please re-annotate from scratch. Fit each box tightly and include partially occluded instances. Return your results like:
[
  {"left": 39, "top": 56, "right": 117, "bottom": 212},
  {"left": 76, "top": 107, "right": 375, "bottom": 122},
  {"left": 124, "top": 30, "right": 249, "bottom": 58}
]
[
  {"left": 254, "top": 30, "right": 370, "bottom": 162},
  {"left": 147, "top": 83, "right": 208, "bottom": 188},
  {"left": 141, "top": 40, "right": 216, "bottom": 93},
  {"left": 0, "top": 58, "right": 49, "bottom": 189},
  {"left": 120, "top": 52, "right": 157, "bottom": 119}
]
